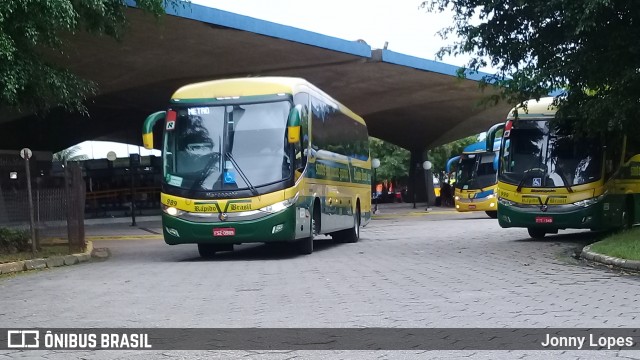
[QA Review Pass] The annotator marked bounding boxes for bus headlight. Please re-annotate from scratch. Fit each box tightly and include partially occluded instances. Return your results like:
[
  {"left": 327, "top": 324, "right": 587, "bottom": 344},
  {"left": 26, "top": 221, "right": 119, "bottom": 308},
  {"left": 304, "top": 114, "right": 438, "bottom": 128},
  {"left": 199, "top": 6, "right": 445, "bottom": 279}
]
[
  {"left": 498, "top": 197, "right": 515, "bottom": 206},
  {"left": 162, "top": 205, "right": 184, "bottom": 216},
  {"left": 260, "top": 193, "right": 299, "bottom": 213},
  {"left": 454, "top": 196, "right": 460, "bottom": 201},
  {"left": 573, "top": 194, "right": 605, "bottom": 208}
]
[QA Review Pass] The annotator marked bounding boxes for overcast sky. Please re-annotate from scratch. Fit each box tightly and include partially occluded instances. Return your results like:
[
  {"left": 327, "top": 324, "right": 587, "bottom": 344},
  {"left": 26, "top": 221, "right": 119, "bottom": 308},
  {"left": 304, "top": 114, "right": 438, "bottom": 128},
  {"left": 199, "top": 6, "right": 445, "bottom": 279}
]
[{"left": 76, "top": 1, "right": 466, "bottom": 158}]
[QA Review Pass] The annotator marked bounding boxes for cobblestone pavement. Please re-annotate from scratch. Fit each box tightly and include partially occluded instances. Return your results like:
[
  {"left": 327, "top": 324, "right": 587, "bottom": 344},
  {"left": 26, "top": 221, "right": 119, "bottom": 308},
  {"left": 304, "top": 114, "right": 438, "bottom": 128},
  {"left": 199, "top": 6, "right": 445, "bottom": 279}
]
[{"left": 1, "top": 204, "right": 639, "bottom": 359}]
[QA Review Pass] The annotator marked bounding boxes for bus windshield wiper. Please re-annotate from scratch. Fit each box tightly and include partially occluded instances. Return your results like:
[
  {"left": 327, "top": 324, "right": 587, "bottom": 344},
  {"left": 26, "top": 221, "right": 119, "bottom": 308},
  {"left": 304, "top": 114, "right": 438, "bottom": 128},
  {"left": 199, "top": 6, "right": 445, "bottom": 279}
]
[
  {"left": 516, "top": 167, "right": 546, "bottom": 193},
  {"left": 225, "top": 152, "right": 259, "bottom": 196},
  {"left": 190, "top": 152, "right": 220, "bottom": 194},
  {"left": 555, "top": 171, "right": 574, "bottom": 193}
]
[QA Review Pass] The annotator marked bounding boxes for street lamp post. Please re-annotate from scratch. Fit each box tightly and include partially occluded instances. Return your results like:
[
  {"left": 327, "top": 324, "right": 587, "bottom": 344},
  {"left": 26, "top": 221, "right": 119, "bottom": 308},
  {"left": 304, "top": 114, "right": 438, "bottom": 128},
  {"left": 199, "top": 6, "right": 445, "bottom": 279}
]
[
  {"left": 129, "top": 153, "right": 140, "bottom": 227},
  {"left": 372, "top": 158, "right": 380, "bottom": 214},
  {"left": 423, "top": 160, "right": 432, "bottom": 211}
]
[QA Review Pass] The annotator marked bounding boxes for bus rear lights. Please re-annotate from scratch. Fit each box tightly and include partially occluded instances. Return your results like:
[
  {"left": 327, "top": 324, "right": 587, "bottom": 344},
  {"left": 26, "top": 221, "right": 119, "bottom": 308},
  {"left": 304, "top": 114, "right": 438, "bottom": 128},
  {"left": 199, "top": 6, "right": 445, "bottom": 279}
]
[
  {"left": 272, "top": 224, "right": 284, "bottom": 234},
  {"left": 165, "top": 227, "right": 180, "bottom": 237}
]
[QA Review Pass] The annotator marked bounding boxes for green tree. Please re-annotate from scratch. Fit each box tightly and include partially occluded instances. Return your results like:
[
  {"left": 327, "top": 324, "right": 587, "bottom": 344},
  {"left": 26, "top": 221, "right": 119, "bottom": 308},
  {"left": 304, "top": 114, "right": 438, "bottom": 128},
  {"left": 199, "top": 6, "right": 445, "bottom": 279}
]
[
  {"left": 429, "top": 135, "right": 478, "bottom": 176},
  {"left": 52, "top": 145, "right": 89, "bottom": 162},
  {"left": 423, "top": 0, "right": 640, "bottom": 135},
  {"left": 369, "top": 137, "right": 410, "bottom": 186},
  {"left": 0, "top": 0, "right": 180, "bottom": 114}
]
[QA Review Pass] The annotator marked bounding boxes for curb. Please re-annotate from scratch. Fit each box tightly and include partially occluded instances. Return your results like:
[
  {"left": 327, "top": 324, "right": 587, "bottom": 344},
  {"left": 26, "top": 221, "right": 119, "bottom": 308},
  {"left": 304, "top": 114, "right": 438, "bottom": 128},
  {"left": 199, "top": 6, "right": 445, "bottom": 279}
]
[
  {"left": 0, "top": 241, "right": 96, "bottom": 276},
  {"left": 581, "top": 245, "right": 640, "bottom": 271}
]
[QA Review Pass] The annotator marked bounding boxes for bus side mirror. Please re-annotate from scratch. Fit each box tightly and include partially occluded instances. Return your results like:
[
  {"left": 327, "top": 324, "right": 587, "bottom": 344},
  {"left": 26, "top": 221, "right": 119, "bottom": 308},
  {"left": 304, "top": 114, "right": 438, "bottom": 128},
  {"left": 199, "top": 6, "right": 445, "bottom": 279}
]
[
  {"left": 142, "top": 111, "right": 168, "bottom": 149},
  {"left": 287, "top": 105, "right": 302, "bottom": 144},
  {"left": 485, "top": 122, "right": 505, "bottom": 152}
]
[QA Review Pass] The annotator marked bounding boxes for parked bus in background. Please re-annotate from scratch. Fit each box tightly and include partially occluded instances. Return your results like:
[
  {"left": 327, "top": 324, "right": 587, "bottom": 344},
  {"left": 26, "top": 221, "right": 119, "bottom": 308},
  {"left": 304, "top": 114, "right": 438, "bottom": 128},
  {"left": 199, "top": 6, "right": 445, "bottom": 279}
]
[
  {"left": 446, "top": 137, "right": 501, "bottom": 218},
  {"left": 486, "top": 97, "right": 640, "bottom": 238},
  {"left": 142, "top": 77, "right": 371, "bottom": 257}
]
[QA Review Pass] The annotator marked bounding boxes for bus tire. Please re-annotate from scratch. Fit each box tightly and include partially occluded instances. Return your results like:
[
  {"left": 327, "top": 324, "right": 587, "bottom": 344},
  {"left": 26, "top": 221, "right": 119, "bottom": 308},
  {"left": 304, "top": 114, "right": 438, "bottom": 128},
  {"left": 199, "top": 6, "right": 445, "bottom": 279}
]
[
  {"left": 485, "top": 211, "right": 498, "bottom": 219},
  {"left": 527, "top": 228, "right": 546, "bottom": 239},
  {"left": 334, "top": 204, "right": 361, "bottom": 243},
  {"left": 297, "top": 202, "right": 319, "bottom": 255},
  {"left": 198, "top": 244, "right": 220, "bottom": 258}
]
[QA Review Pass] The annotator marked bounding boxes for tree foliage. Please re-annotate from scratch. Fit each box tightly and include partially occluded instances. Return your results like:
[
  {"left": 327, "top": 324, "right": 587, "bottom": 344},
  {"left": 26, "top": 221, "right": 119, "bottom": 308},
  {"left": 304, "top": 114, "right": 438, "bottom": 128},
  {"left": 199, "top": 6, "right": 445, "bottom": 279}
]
[
  {"left": 429, "top": 135, "right": 478, "bottom": 175},
  {"left": 369, "top": 138, "right": 410, "bottom": 183},
  {"left": 52, "top": 145, "right": 89, "bottom": 162},
  {"left": 0, "top": 0, "right": 178, "bottom": 114},
  {"left": 423, "top": 0, "right": 640, "bottom": 135},
  {"left": 369, "top": 136, "right": 480, "bottom": 183}
]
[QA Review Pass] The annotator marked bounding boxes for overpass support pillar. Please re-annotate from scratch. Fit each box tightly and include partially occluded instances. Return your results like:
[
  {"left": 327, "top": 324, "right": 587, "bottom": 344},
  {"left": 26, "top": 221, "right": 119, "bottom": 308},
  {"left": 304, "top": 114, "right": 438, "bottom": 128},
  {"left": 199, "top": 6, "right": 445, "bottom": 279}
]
[{"left": 409, "top": 149, "right": 436, "bottom": 206}]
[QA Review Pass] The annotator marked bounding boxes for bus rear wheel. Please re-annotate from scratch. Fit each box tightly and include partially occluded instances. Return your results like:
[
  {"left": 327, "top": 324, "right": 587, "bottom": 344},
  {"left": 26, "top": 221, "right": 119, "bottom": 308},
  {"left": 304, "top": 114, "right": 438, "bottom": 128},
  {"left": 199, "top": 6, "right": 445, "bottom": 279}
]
[
  {"left": 527, "top": 228, "right": 546, "bottom": 239},
  {"left": 485, "top": 211, "right": 498, "bottom": 219},
  {"left": 334, "top": 206, "right": 361, "bottom": 243}
]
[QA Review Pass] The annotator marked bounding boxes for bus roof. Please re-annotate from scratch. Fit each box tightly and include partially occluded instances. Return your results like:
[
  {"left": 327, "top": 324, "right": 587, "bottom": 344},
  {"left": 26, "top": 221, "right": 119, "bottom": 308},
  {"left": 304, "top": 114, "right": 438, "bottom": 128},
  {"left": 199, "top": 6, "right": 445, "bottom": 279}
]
[
  {"left": 463, "top": 138, "right": 501, "bottom": 153},
  {"left": 171, "top": 76, "right": 365, "bottom": 125},
  {"left": 507, "top": 97, "right": 557, "bottom": 120}
]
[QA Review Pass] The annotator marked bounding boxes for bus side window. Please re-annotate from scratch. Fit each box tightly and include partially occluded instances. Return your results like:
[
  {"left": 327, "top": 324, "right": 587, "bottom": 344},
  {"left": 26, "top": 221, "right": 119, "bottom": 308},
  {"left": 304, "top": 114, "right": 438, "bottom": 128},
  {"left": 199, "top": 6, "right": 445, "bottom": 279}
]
[
  {"left": 625, "top": 135, "right": 640, "bottom": 163},
  {"left": 294, "top": 93, "right": 310, "bottom": 173}
]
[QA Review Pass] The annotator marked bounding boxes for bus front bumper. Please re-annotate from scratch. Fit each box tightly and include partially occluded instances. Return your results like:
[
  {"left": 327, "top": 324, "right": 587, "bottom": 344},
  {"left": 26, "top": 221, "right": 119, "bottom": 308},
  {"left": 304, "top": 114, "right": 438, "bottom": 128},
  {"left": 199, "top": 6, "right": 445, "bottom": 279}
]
[
  {"left": 161, "top": 207, "right": 297, "bottom": 245},
  {"left": 455, "top": 197, "right": 497, "bottom": 212},
  {"left": 497, "top": 203, "right": 602, "bottom": 230}
]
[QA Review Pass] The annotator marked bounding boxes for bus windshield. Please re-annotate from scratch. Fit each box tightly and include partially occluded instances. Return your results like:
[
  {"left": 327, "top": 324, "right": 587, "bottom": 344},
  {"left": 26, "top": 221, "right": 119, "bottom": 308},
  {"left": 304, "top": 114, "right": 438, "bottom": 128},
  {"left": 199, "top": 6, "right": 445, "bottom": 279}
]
[
  {"left": 499, "top": 120, "right": 602, "bottom": 188},
  {"left": 455, "top": 155, "right": 476, "bottom": 189},
  {"left": 455, "top": 152, "right": 497, "bottom": 190},
  {"left": 163, "top": 101, "right": 292, "bottom": 192}
]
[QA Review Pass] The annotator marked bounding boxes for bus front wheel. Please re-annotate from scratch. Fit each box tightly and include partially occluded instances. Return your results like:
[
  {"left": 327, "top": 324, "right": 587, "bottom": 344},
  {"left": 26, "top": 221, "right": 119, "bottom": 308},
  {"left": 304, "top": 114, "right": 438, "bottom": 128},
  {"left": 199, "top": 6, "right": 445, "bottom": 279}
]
[
  {"left": 297, "top": 204, "right": 319, "bottom": 255},
  {"left": 527, "top": 228, "right": 546, "bottom": 239},
  {"left": 198, "top": 243, "right": 232, "bottom": 258}
]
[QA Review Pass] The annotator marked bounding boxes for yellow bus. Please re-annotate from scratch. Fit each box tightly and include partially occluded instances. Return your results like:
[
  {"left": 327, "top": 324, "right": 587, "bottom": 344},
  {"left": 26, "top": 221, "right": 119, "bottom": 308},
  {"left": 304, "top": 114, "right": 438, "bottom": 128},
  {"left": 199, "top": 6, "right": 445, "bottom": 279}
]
[
  {"left": 142, "top": 77, "right": 371, "bottom": 256},
  {"left": 486, "top": 97, "right": 640, "bottom": 238},
  {"left": 446, "top": 137, "right": 501, "bottom": 218}
]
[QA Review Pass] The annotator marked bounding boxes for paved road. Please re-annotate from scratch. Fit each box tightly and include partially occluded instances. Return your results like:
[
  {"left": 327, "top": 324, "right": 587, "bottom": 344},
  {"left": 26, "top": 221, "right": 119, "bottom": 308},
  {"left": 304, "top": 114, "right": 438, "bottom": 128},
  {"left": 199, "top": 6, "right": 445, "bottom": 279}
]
[{"left": 1, "top": 205, "right": 639, "bottom": 359}]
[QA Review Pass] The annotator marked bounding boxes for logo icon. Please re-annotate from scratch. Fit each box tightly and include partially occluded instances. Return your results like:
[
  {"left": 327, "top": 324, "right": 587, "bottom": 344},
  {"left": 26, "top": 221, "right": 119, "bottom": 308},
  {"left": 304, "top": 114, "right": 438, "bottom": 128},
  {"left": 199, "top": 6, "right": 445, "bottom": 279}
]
[
  {"left": 7, "top": 330, "right": 39, "bottom": 348},
  {"left": 532, "top": 178, "right": 542, "bottom": 187}
]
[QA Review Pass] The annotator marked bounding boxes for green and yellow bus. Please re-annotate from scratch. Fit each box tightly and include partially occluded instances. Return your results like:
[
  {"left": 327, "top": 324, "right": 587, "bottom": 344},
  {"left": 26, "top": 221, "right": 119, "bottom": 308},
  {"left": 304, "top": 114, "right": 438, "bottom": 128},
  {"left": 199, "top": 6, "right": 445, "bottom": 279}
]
[
  {"left": 486, "top": 97, "right": 640, "bottom": 238},
  {"left": 446, "top": 137, "right": 501, "bottom": 218},
  {"left": 142, "top": 77, "right": 371, "bottom": 256}
]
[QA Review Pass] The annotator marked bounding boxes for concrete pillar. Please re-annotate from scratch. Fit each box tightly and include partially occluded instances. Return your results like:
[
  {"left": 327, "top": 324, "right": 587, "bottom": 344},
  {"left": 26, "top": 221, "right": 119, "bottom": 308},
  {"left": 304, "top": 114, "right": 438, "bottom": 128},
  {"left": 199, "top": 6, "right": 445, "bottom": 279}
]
[{"left": 409, "top": 149, "right": 436, "bottom": 206}]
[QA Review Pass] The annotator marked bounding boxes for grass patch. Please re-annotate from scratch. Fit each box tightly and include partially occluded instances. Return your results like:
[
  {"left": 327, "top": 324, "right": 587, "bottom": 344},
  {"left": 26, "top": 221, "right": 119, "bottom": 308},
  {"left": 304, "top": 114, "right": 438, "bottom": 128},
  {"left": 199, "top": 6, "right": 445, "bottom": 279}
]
[
  {"left": 0, "top": 245, "right": 70, "bottom": 264},
  {"left": 589, "top": 227, "right": 640, "bottom": 260}
]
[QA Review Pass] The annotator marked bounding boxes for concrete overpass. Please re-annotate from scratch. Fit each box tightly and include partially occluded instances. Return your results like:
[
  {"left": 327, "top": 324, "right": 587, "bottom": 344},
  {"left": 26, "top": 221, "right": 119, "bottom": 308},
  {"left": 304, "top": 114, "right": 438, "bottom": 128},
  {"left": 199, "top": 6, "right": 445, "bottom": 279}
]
[{"left": 0, "top": 3, "right": 512, "bottom": 156}]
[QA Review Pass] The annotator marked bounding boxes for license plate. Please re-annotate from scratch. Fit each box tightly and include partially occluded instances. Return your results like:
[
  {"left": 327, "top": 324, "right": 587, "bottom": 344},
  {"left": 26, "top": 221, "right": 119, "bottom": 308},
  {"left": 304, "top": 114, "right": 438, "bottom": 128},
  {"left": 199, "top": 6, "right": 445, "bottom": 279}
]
[
  {"left": 468, "top": 205, "right": 476, "bottom": 210},
  {"left": 535, "top": 217, "right": 553, "bottom": 224},
  {"left": 213, "top": 228, "right": 235, "bottom": 236}
]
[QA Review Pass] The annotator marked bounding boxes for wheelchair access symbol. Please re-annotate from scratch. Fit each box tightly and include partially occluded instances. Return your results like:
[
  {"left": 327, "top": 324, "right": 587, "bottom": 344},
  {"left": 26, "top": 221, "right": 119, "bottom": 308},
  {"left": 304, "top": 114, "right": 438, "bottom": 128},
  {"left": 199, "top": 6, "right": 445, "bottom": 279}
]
[{"left": 532, "top": 177, "right": 542, "bottom": 187}]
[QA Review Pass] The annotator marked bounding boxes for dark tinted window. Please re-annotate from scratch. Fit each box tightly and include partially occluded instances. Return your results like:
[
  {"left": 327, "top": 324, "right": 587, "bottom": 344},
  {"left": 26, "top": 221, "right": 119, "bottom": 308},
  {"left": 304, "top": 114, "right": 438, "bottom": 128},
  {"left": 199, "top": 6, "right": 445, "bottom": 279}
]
[{"left": 311, "top": 96, "right": 369, "bottom": 160}]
